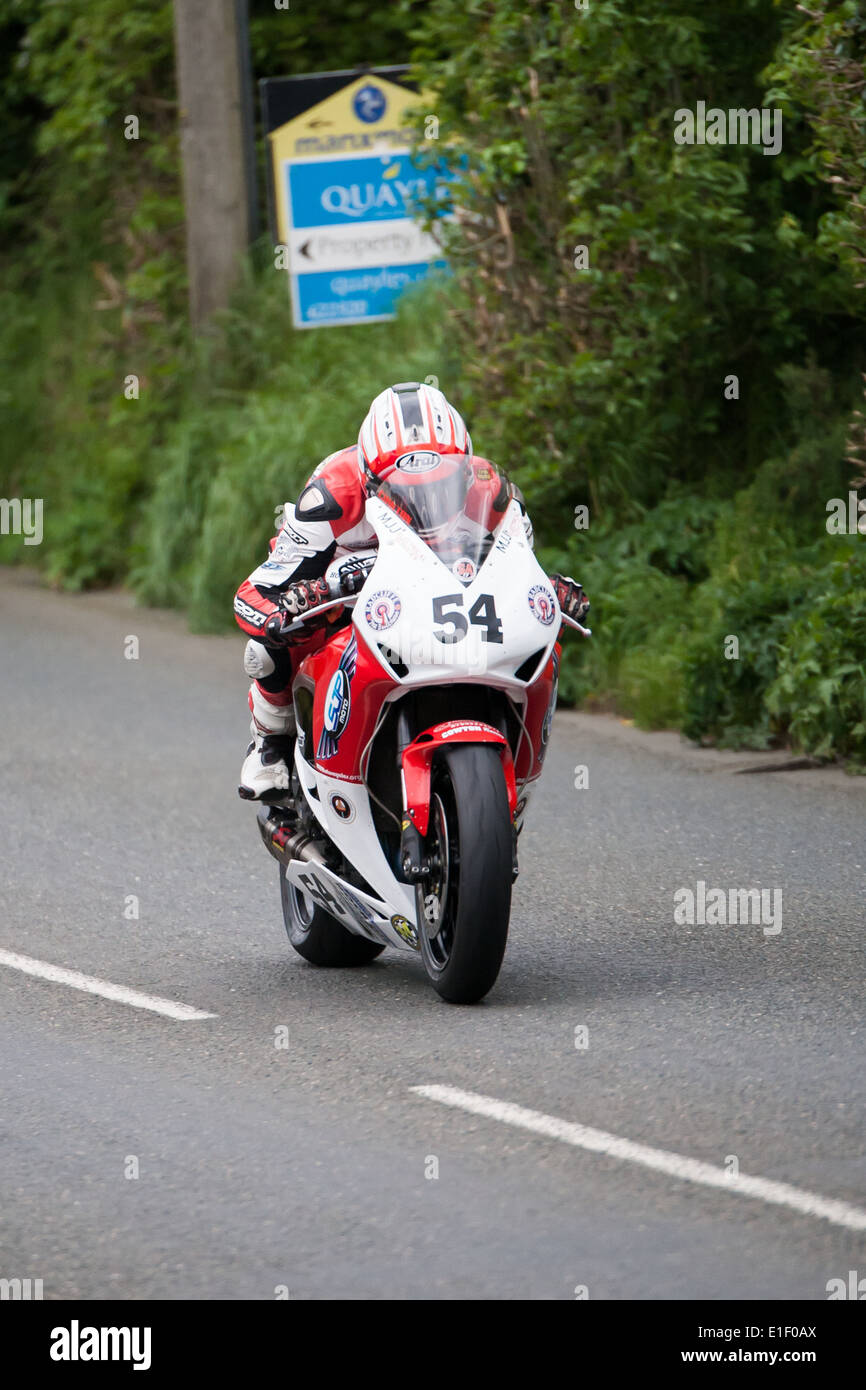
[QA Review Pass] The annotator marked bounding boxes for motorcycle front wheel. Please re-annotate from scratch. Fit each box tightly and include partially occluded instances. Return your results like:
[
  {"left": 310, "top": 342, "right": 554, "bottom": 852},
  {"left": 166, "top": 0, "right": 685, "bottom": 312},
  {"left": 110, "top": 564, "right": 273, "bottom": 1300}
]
[{"left": 417, "top": 742, "right": 513, "bottom": 1004}]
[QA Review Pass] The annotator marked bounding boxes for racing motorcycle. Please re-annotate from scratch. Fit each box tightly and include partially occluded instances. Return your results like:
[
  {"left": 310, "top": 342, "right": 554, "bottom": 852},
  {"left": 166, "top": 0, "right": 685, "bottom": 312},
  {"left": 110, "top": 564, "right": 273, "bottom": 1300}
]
[{"left": 256, "top": 475, "right": 590, "bottom": 1004}]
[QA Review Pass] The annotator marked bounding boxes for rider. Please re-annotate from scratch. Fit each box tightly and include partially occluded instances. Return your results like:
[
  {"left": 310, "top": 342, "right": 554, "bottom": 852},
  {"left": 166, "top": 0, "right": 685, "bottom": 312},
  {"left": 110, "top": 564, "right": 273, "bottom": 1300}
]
[{"left": 233, "top": 382, "right": 589, "bottom": 800}]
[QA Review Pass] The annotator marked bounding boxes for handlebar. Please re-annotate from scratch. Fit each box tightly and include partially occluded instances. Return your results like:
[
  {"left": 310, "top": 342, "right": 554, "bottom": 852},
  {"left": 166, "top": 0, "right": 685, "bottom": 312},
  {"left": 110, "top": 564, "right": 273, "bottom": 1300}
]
[
  {"left": 280, "top": 597, "right": 591, "bottom": 639},
  {"left": 277, "top": 593, "right": 359, "bottom": 637}
]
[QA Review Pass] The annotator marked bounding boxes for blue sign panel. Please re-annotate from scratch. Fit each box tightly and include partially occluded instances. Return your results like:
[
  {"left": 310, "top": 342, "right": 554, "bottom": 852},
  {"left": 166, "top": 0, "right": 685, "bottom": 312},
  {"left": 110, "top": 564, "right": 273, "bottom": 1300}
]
[
  {"left": 287, "top": 153, "right": 446, "bottom": 231},
  {"left": 294, "top": 260, "right": 448, "bottom": 327}
]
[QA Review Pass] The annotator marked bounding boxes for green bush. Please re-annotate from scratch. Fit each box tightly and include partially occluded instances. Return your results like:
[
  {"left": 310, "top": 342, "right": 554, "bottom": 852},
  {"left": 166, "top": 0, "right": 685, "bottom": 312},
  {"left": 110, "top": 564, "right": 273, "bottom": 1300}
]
[
  {"left": 542, "top": 488, "right": 723, "bottom": 719},
  {"left": 767, "top": 545, "right": 866, "bottom": 767},
  {"left": 679, "top": 569, "right": 811, "bottom": 749}
]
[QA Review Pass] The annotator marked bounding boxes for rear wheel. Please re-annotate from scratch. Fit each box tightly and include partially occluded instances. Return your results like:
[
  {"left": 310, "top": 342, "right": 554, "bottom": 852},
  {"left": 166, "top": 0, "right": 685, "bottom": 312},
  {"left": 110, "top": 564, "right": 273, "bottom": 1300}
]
[
  {"left": 418, "top": 743, "right": 513, "bottom": 1003},
  {"left": 280, "top": 867, "right": 385, "bottom": 966}
]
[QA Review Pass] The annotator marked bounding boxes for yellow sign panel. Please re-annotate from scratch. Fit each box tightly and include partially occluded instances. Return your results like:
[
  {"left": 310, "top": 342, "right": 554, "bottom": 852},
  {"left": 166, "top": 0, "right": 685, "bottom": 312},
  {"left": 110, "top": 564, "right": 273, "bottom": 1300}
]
[{"left": 269, "top": 74, "right": 427, "bottom": 246}]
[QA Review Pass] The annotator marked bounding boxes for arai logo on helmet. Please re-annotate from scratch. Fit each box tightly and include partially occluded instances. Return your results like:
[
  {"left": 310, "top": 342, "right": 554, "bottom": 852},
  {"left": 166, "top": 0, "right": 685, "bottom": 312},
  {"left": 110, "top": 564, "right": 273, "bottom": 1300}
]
[
  {"left": 528, "top": 584, "right": 556, "bottom": 627},
  {"left": 395, "top": 451, "right": 439, "bottom": 473},
  {"left": 324, "top": 669, "right": 351, "bottom": 736},
  {"left": 364, "top": 589, "right": 401, "bottom": 631}
]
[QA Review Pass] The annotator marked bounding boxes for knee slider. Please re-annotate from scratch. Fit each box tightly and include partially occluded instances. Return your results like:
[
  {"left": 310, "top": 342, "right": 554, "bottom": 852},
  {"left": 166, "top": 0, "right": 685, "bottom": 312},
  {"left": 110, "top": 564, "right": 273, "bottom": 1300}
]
[{"left": 243, "top": 639, "right": 276, "bottom": 680}]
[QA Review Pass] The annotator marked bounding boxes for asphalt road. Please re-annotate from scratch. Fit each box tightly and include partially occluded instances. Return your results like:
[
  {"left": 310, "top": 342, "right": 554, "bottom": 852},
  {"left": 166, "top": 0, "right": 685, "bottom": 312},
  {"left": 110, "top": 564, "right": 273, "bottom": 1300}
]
[{"left": 1, "top": 569, "right": 864, "bottom": 1300}]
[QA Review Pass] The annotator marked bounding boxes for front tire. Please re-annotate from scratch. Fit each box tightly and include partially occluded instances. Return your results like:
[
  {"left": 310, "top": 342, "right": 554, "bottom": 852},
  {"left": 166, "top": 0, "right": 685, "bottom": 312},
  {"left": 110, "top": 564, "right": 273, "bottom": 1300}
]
[
  {"left": 280, "top": 867, "right": 385, "bottom": 966},
  {"left": 418, "top": 743, "right": 513, "bottom": 1004}
]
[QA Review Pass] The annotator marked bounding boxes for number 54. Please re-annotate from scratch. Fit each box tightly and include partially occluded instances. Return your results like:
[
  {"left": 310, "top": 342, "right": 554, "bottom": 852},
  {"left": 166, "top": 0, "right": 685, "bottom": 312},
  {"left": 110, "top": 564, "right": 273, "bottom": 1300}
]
[{"left": 432, "top": 593, "right": 503, "bottom": 644}]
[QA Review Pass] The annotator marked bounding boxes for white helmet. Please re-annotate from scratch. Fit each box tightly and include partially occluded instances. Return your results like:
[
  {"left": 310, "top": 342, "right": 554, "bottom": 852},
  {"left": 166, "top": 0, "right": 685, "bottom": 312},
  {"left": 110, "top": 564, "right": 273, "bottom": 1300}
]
[{"left": 357, "top": 381, "right": 471, "bottom": 486}]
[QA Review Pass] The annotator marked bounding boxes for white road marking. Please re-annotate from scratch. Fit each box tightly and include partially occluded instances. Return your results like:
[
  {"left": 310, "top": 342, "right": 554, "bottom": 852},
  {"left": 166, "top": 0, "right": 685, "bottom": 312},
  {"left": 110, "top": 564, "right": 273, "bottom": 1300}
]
[
  {"left": 0, "top": 949, "right": 217, "bottom": 1021},
  {"left": 411, "top": 1084, "right": 866, "bottom": 1233}
]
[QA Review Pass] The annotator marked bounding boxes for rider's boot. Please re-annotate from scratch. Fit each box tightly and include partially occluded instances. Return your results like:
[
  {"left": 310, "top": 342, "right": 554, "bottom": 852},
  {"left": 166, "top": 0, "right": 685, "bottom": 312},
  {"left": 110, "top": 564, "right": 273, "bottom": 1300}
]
[{"left": 238, "top": 684, "right": 296, "bottom": 801}]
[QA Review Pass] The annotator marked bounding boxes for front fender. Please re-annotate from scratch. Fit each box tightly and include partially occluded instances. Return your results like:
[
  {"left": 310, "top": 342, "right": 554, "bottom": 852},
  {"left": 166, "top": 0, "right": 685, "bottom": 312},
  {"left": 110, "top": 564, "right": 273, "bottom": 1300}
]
[{"left": 401, "top": 720, "right": 518, "bottom": 837}]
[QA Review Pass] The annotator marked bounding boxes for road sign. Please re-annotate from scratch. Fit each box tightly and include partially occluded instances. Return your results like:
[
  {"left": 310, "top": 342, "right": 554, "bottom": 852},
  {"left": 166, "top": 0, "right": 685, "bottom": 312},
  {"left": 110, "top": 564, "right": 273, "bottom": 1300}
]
[{"left": 261, "top": 70, "right": 449, "bottom": 328}]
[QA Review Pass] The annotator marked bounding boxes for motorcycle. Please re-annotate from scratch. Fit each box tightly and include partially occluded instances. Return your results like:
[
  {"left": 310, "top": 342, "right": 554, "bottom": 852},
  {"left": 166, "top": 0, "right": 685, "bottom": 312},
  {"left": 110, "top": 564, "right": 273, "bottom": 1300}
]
[{"left": 256, "top": 476, "right": 590, "bottom": 1004}]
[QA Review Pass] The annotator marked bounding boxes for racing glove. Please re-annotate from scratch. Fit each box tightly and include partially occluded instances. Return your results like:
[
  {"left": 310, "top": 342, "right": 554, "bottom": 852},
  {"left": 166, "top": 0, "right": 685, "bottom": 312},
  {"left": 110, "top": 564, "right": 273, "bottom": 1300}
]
[
  {"left": 264, "top": 578, "right": 332, "bottom": 645},
  {"left": 550, "top": 574, "right": 590, "bottom": 624}
]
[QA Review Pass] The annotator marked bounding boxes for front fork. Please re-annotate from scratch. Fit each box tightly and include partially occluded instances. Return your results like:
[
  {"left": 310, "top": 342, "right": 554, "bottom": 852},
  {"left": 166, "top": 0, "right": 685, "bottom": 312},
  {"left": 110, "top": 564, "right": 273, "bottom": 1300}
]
[
  {"left": 395, "top": 711, "right": 520, "bottom": 889},
  {"left": 396, "top": 705, "right": 427, "bottom": 883}
]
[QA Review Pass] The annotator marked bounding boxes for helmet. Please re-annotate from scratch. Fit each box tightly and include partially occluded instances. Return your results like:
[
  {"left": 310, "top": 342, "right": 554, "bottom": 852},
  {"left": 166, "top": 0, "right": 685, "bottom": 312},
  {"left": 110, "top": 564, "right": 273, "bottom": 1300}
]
[{"left": 357, "top": 382, "right": 471, "bottom": 488}]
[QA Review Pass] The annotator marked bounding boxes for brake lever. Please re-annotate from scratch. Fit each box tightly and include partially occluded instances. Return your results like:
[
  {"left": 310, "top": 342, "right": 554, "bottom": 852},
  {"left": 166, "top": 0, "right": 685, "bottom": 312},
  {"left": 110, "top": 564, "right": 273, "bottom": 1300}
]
[{"left": 560, "top": 614, "right": 592, "bottom": 637}]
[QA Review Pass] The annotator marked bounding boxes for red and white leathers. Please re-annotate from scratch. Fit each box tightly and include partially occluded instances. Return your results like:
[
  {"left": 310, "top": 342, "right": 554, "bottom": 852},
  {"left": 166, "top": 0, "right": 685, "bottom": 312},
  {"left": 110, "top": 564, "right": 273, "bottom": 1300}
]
[{"left": 234, "top": 447, "right": 529, "bottom": 798}]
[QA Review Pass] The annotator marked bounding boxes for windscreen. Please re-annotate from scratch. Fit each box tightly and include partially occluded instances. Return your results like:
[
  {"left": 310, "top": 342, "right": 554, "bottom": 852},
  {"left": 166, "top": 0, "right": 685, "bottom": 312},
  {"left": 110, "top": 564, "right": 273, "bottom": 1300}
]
[{"left": 376, "top": 461, "right": 511, "bottom": 570}]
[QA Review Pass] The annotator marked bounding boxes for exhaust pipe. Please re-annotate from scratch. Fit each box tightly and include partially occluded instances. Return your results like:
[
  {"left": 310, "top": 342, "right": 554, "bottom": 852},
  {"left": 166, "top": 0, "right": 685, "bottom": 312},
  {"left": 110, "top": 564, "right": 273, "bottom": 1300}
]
[{"left": 257, "top": 806, "right": 329, "bottom": 868}]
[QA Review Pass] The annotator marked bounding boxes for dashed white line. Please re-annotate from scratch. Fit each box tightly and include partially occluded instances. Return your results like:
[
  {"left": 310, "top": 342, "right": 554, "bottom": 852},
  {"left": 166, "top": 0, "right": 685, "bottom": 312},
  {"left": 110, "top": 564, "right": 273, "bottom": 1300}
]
[
  {"left": 411, "top": 1084, "right": 866, "bottom": 1233},
  {"left": 0, "top": 949, "right": 217, "bottom": 1021}
]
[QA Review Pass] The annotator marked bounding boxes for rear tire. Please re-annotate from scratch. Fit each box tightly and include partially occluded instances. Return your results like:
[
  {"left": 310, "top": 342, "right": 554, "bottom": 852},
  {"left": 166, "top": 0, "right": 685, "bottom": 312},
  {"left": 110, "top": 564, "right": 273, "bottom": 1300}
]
[
  {"left": 419, "top": 743, "right": 513, "bottom": 1004},
  {"left": 280, "top": 867, "right": 385, "bottom": 966}
]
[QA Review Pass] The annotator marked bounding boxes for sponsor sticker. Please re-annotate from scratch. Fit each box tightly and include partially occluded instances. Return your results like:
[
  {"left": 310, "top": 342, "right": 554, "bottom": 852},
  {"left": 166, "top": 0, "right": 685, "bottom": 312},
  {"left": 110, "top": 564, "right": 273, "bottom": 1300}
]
[
  {"left": 452, "top": 556, "right": 477, "bottom": 583},
  {"left": 542, "top": 648, "right": 560, "bottom": 747},
  {"left": 364, "top": 589, "right": 402, "bottom": 631},
  {"left": 437, "top": 720, "right": 500, "bottom": 740},
  {"left": 336, "top": 883, "right": 390, "bottom": 942},
  {"left": 329, "top": 792, "right": 355, "bottom": 822},
  {"left": 391, "top": 914, "right": 419, "bottom": 949},
  {"left": 528, "top": 584, "right": 556, "bottom": 627},
  {"left": 280, "top": 521, "right": 309, "bottom": 546},
  {"left": 317, "top": 634, "right": 357, "bottom": 761},
  {"left": 234, "top": 596, "right": 268, "bottom": 628}
]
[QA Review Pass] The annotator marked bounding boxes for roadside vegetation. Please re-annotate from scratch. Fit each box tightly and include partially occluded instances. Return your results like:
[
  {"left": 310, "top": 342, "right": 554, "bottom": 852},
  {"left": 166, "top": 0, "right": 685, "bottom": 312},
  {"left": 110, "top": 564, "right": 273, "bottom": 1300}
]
[{"left": 1, "top": 0, "right": 864, "bottom": 765}]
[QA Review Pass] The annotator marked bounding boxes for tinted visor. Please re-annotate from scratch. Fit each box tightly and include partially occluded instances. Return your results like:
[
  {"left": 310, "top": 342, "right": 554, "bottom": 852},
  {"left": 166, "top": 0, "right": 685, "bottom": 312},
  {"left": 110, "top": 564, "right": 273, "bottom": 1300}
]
[{"left": 378, "top": 460, "right": 472, "bottom": 539}]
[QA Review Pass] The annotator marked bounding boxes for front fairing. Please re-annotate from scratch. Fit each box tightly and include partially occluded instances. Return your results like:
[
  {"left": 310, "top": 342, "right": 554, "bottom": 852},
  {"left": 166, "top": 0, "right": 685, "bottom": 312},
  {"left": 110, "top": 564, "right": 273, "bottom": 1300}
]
[{"left": 354, "top": 495, "right": 561, "bottom": 690}]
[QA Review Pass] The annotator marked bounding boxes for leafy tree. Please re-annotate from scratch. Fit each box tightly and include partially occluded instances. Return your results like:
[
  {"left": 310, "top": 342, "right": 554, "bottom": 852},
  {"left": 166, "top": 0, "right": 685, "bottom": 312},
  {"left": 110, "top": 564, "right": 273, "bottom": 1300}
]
[
  {"left": 406, "top": 0, "right": 860, "bottom": 531},
  {"left": 765, "top": 0, "right": 866, "bottom": 288}
]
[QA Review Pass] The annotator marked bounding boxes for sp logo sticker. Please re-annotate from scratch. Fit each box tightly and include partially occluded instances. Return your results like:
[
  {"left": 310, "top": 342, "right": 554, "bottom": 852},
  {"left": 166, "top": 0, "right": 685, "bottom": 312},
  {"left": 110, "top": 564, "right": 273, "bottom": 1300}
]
[
  {"left": 317, "top": 634, "right": 357, "bottom": 761},
  {"left": 324, "top": 671, "right": 350, "bottom": 734},
  {"left": 528, "top": 584, "right": 556, "bottom": 627}
]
